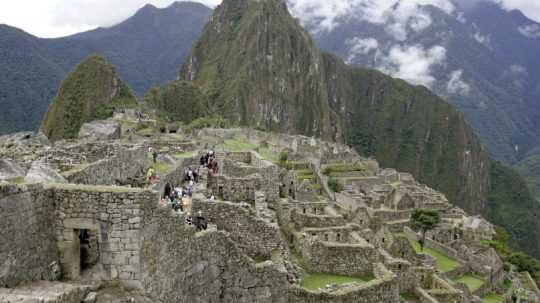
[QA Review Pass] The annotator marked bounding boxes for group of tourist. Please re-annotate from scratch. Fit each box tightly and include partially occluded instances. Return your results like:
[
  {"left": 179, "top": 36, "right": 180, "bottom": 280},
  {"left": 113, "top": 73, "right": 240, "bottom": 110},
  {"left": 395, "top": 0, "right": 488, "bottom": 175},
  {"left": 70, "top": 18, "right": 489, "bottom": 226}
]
[
  {"left": 200, "top": 151, "right": 219, "bottom": 175},
  {"left": 162, "top": 182, "right": 192, "bottom": 213}
]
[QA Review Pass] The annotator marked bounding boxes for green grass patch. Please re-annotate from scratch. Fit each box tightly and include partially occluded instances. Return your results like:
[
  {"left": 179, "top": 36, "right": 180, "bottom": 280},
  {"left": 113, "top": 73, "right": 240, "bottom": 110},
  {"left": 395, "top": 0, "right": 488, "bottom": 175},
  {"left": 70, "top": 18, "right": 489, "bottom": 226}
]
[
  {"left": 322, "top": 163, "right": 366, "bottom": 175},
  {"left": 152, "top": 163, "right": 173, "bottom": 174},
  {"left": 408, "top": 238, "right": 460, "bottom": 272},
  {"left": 481, "top": 292, "right": 504, "bottom": 303},
  {"left": 6, "top": 177, "right": 25, "bottom": 184},
  {"left": 221, "top": 138, "right": 258, "bottom": 152},
  {"left": 301, "top": 273, "right": 371, "bottom": 290},
  {"left": 257, "top": 146, "right": 279, "bottom": 163},
  {"left": 453, "top": 274, "right": 485, "bottom": 292},
  {"left": 400, "top": 291, "right": 420, "bottom": 301},
  {"left": 175, "top": 152, "right": 195, "bottom": 159}
]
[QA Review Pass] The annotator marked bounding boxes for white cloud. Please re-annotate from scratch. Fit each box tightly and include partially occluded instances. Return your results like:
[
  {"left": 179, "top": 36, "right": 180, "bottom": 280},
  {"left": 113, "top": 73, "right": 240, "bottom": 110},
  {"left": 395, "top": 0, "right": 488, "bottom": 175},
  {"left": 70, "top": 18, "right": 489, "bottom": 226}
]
[
  {"left": 473, "top": 31, "right": 491, "bottom": 48},
  {"left": 377, "top": 44, "right": 447, "bottom": 87},
  {"left": 0, "top": 0, "right": 220, "bottom": 38},
  {"left": 287, "top": 0, "right": 454, "bottom": 40},
  {"left": 447, "top": 70, "right": 471, "bottom": 95},
  {"left": 346, "top": 37, "right": 379, "bottom": 63},
  {"left": 496, "top": 0, "right": 540, "bottom": 23},
  {"left": 518, "top": 24, "right": 540, "bottom": 38},
  {"left": 510, "top": 64, "right": 527, "bottom": 74}
]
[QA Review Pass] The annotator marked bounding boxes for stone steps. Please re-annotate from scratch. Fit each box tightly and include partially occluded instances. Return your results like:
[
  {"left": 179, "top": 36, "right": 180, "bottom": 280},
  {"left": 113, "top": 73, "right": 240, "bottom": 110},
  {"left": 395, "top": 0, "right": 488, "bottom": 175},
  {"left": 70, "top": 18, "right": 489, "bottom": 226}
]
[{"left": 0, "top": 281, "right": 91, "bottom": 303}]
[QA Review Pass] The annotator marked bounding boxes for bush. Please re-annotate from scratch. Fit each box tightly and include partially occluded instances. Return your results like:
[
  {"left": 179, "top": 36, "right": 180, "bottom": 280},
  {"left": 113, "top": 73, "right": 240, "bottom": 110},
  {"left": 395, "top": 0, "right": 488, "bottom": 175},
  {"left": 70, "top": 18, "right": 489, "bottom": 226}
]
[
  {"left": 184, "top": 116, "right": 231, "bottom": 132},
  {"left": 279, "top": 151, "right": 289, "bottom": 164},
  {"left": 328, "top": 178, "right": 344, "bottom": 193}
]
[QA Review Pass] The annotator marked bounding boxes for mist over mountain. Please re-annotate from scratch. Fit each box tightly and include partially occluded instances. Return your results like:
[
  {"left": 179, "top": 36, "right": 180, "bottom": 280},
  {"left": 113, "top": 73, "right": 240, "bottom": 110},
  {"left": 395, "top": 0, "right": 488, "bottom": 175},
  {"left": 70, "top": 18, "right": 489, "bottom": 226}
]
[
  {"left": 289, "top": 0, "right": 540, "bottom": 165},
  {"left": 0, "top": 1, "right": 211, "bottom": 135}
]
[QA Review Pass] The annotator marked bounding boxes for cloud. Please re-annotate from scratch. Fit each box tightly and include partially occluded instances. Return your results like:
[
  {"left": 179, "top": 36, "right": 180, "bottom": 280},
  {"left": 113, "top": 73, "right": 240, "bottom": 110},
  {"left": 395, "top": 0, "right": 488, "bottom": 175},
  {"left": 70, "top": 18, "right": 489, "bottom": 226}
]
[
  {"left": 447, "top": 70, "right": 471, "bottom": 95},
  {"left": 345, "top": 37, "right": 379, "bottom": 63},
  {"left": 518, "top": 24, "right": 540, "bottom": 38},
  {"left": 377, "top": 44, "right": 447, "bottom": 87},
  {"left": 496, "top": 0, "right": 540, "bottom": 23},
  {"left": 510, "top": 64, "right": 527, "bottom": 74},
  {"left": 473, "top": 31, "right": 492, "bottom": 48},
  {"left": 0, "top": 0, "right": 220, "bottom": 38},
  {"left": 287, "top": 0, "right": 454, "bottom": 40}
]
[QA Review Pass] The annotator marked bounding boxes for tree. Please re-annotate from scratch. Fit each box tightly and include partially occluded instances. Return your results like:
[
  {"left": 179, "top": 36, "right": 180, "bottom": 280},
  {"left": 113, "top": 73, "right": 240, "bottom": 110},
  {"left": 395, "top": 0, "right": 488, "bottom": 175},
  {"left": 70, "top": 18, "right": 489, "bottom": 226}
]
[{"left": 411, "top": 209, "right": 441, "bottom": 251}]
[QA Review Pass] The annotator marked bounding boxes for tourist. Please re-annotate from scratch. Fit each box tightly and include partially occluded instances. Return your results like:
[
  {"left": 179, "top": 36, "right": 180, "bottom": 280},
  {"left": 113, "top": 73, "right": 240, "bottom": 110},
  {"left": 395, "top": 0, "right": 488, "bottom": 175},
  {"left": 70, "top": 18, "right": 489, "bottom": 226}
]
[
  {"left": 209, "top": 195, "right": 215, "bottom": 202},
  {"left": 152, "top": 149, "right": 158, "bottom": 163},
  {"left": 164, "top": 182, "right": 172, "bottom": 200},
  {"left": 187, "top": 186, "right": 193, "bottom": 198},
  {"left": 196, "top": 210, "right": 207, "bottom": 231},
  {"left": 185, "top": 212, "right": 193, "bottom": 225},
  {"left": 146, "top": 167, "right": 156, "bottom": 182}
]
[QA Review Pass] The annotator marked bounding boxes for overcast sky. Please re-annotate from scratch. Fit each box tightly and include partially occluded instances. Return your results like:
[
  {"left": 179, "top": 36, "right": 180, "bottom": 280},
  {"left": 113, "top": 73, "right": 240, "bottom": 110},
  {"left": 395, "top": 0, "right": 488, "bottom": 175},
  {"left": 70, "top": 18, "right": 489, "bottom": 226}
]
[{"left": 0, "top": 0, "right": 539, "bottom": 38}]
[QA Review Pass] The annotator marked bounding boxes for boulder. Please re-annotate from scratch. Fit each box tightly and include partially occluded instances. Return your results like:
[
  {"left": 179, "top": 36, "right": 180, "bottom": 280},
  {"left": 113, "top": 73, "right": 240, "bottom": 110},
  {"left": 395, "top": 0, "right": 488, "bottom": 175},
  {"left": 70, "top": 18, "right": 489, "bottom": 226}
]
[
  {"left": 0, "top": 159, "right": 26, "bottom": 181},
  {"left": 0, "top": 131, "right": 50, "bottom": 147},
  {"left": 78, "top": 120, "right": 121, "bottom": 141},
  {"left": 24, "top": 161, "right": 67, "bottom": 184}
]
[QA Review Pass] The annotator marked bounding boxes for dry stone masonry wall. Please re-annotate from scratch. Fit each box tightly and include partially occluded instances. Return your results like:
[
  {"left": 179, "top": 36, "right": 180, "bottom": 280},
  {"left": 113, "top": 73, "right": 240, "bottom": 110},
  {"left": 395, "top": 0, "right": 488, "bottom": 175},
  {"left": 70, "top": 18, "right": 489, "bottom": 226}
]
[{"left": 0, "top": 183, "right": 60, "bottom": 288}]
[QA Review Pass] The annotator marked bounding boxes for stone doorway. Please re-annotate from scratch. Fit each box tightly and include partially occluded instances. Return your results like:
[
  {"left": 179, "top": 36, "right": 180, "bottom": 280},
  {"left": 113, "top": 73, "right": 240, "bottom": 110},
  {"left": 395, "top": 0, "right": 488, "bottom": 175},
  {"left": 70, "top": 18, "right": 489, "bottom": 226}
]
[{"left": 79, "top": 229, "right": 99, "bottom": 273}]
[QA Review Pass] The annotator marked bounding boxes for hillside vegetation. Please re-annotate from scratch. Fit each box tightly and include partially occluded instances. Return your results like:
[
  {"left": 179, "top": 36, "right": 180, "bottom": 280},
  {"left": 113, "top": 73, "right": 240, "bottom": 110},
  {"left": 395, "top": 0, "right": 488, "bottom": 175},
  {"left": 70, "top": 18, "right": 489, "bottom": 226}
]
[
  {"left": 176, "top": 0, "right": 540, "bottom": 257},
  {"left": 40, "top": 55, "right": 137, "bottom": 141}
]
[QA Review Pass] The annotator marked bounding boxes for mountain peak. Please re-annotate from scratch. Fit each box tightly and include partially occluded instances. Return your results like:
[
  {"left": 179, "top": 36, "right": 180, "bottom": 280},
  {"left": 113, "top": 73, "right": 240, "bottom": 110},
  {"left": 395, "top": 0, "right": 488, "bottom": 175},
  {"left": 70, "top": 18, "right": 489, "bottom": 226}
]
[{"left": 40, "top": 55, "right": 136, "bottom": 141}]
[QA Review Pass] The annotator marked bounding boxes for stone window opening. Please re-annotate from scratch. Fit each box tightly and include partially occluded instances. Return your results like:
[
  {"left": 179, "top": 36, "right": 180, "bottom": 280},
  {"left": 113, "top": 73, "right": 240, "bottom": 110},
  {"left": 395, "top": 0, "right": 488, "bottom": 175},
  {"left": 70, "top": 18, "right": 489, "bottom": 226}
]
[
  {"left": 398, "top": 264, "right": 402, "bottom": 270},
  {"left": 303, "top": 208, "right": 306, "bottom": 214},
  {"left": 324, "top": 234, "right": 329, "bottom": 242},
  {"left": 336, "top": 233, "right": 341, "bottom": 242},
  {"left": 382, "top": 237, "right": 385, "bottom": 243}
]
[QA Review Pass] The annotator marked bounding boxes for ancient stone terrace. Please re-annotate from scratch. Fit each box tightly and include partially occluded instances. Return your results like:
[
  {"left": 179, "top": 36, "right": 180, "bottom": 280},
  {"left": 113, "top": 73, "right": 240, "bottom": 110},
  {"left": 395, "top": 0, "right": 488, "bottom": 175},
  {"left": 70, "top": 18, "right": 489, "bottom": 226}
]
[{"left": 1, "top": 127, "right": 538, "bottom": 303}]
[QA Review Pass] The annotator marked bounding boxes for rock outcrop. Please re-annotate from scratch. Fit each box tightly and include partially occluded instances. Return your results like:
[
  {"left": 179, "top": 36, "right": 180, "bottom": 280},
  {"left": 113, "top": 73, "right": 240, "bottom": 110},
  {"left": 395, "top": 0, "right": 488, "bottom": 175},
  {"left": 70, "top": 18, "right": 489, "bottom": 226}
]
[
  {"left": 24, "top": 161, "right": 67, "bottom": 184},
  {"left": 0, "top": 159, "right": 25, "bottom": 181},
  {"left": 78, "top": 119, "right": 121, "bottom": 141}
]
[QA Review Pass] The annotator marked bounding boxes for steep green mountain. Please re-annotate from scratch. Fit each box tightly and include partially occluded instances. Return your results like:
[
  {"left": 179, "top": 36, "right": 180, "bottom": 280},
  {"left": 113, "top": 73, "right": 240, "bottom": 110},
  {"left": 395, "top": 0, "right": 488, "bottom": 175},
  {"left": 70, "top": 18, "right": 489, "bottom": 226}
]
[
  {"left": 41, "top": 55, "right": 136, "bottom": 141},
  {"left": 298, "top": 1, "right": 540, "bottom": 165},
  {"left": 178, "top": 0, "right": 540, "bottom": 256},
  {"left": 516, "top": 150, "right": 540, "bottom": 200},
  {"left": 0, "top": 1, "right": 211, "bottom": 135},
  {"left": 143, "top": 80, "right": 208, "bottom": 124}
]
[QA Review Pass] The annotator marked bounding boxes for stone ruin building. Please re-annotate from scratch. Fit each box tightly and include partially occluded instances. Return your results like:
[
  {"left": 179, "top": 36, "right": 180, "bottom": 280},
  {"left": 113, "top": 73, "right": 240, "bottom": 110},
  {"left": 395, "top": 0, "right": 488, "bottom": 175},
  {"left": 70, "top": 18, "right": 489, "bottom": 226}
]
[{"left": 1, "top": 124, "right": 539, "bottom": 303}]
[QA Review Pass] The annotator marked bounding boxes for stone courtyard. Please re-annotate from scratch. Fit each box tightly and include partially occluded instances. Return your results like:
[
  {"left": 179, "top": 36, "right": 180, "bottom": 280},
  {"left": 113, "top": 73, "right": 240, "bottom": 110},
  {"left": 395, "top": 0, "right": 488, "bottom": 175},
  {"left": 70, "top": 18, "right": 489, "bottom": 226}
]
[{"left": 1, "top": 123, "right": 539, "bottom": 303}]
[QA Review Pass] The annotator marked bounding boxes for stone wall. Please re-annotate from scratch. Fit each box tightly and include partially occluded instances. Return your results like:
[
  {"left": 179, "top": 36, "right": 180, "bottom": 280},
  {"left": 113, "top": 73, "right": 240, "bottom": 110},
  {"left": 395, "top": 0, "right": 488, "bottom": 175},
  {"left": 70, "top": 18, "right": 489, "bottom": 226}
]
[
  {"left": 0, "top": 183, "right": 60, "bottom": 287},
  {"left": 140, "top": 203, "right": 289, "bottom": 303},
  {"left": 207, "top": 175, "right": 256, "bottom": 203},
  {"left": 48, "top": 183, "right": 157, "bottom": 287},
  {"left": 291, "top": 209, "right": 344, "bottom": 229},
  {"left": 222, "top": 152, "right": 280, "bottom": 202},
  {"left": 63, "top": 146, "right": 149, "bottom": 186},
  {"left": 191, "top": 199, "right": 283, "bottom": 258},
  {"left": 301, "top": 240, "right": 382, "bottom": 276},
  {"left": 288, "top": 263, "right": 399, "bottom": 303}
]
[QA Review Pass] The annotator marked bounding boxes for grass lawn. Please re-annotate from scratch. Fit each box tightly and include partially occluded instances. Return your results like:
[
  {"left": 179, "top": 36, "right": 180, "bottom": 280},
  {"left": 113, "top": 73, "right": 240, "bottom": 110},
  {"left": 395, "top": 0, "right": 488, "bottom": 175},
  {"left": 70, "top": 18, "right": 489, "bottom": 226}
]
[
  {"left": 152, "top": 163, "right": 173, "bottom": 174},
  {"left": 221, "top": 139, "right": 258, "bottom": 152},
  {"left": 257, "top": 146, "right": 279, "bottom": 163},
  {"left": 408, "top": 238, "right": 460, "bottom": 272},
  {"left": 174, "top": 152, "right": 195, "bottom": 159},
  {"left": 301, "top": 273, "right": 371, "bottom": 290},
  {"left": 454, "top": 274, "right": 485, "bottom": 292},
  {"left": 482, "top": 292, "right": 504, "bottom": 303}
]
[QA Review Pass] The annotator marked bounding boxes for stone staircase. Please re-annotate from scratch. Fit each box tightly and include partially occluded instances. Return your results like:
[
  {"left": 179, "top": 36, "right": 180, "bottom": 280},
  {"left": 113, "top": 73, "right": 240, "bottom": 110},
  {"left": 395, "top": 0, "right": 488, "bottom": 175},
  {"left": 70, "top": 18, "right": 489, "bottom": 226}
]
[{"left": 0, "top": 281, "right": 92, "bottom": 303}]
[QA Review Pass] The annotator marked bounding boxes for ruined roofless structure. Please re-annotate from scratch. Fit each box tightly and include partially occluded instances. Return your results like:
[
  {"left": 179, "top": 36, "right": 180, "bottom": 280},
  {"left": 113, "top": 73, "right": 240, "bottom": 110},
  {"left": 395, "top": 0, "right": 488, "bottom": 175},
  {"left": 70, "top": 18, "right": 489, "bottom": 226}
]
[{"left": 0, "top": 125, "right": 537, "bottom": 303}]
